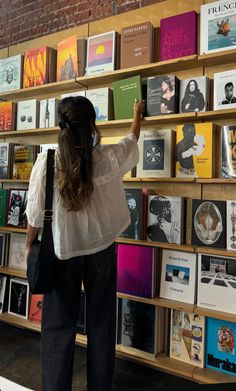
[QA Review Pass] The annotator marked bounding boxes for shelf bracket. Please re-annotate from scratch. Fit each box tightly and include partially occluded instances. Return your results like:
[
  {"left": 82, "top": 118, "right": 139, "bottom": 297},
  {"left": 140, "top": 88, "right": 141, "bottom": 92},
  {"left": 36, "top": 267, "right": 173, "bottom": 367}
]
[{"left": 74, "top": 76, "right": 88, "bottom": 90}]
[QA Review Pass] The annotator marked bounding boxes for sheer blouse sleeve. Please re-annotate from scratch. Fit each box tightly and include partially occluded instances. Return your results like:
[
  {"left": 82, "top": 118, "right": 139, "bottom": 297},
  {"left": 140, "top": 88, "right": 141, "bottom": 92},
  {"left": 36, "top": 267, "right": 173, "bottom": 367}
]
[{"left": 110, "top": 134, "right": 139, "bottom": 176}]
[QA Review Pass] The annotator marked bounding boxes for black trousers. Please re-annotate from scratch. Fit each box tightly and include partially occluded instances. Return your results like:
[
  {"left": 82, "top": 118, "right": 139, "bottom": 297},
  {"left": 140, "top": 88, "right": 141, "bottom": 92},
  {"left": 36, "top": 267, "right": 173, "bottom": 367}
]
[{"left": 41, "top": 243, "right": 117, "bottom": 391}]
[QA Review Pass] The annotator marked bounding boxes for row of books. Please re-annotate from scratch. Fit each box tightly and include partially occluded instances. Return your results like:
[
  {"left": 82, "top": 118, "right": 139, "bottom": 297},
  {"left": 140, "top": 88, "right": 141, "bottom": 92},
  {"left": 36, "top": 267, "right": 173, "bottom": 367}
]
[{"left": 0, "top": 144, "right": 39, "bottom": 179}]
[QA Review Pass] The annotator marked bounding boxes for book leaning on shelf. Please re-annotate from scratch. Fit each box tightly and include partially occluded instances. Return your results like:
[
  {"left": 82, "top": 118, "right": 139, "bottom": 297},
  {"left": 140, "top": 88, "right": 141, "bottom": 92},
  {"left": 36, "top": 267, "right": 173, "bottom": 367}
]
[
  {"left": 0, "top": 233, "right": 10, "bottom": 267},
  {"left": 0, "top": 54, "right": 23, "bottom": 93},
  {"left": 216, "top": 125, "right": 236, "bottom": 178},
  {"left": 120, "top": 188, "right": 147, "bottom": 240},
  {"left": 0, "top": 143, "right": 14, "bottom": 179},
  {"left": 12, "top": 144, "right": 39, "bottom": 180},
  {"left": 6, "top": 189, "right": 28, "bottom": 229},
  {"left": 57, "top": 35, "right": 86, "bottom": 80},
  {"left": 0, "top": 275, "right": 9, "bottom": 313},
  {"left": 8, "top": 277, "right": 29, "bottom": 320},
  {"left": 0, "top": 102, "right": 17, "bottom": 131},
  {"left": 29, "top": 294, "right": 43, "bottom": 324},
  {"left": 112, "top": 75, "right": 142, "bottom": 120},
  {"left": 39, "top": 98, "right": 59, "bottom": 128},
  {"left": 17, "top": 99, "right": 39, "bottom": 131},
  {"left": 86, "top": 87, "right": 114, "bottom": 121},
  {"left": 8, "top": 233, "right": 27, "bottom": 271},
  {"left": 146, "top": 74, "right": 179, "bottom": 116}
]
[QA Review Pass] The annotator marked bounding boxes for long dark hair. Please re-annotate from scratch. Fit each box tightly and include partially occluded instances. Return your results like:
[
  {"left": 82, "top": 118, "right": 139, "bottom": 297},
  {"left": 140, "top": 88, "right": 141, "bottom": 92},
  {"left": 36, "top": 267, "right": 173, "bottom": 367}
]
[{"left": 57, "top": 96, "right": 100, "bottom": 211}]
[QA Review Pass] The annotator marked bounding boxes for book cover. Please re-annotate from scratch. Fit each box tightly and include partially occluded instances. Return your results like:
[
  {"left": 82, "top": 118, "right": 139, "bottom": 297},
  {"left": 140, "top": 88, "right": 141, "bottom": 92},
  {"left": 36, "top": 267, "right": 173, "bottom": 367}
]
[
  {"left": 6, "top": 189, "right": 28, "bottom": 229},
  {"left": 198, "top": 253, "right": 236, "bottom": 314},
  {"left": 0, "top": 143, "right": 13, "bottom": 179},
  {"left": 175, "top": 122, "right": 215, "bottom": 178},
  {"left": 86, "top": 87, "right": 114, "bottom": 121},
  {"left": 0, "top": 189, "right": 7, "bottom": 227},
  {"left": 179, "top": 76, "right": 210, "bottom": 113},
  {"left": 12, "top": 145, "right": 38, "bottom": 180},
  {"left": 86, "top": 31, "right": 117, "bottom": 75},
  {"left": 147, "top": 195, "right": 185, "bottom": 244},
  {"left": 160, "top": 11, "right": 198, "bottom": 61},
  {"left": 191, "top": 199, "right": 226, "bottom": 248},
  {"left": 219, "top": 125, "right": 236, "bottom": 178},
  {"left": 200, "top": 0, "right": 236, "bottom": 55},
  {"left": 170, "top": 309, "right": 205, "bottom": 367},
  {"left": 159, "top": 249, "right": 197, "bottom": 304},
  {"left": 39, "top": 98, "right": 59, "bottom": 128},
  {"left": 8, "top": 278, "right": 29, "bottom": 319},
  {"left": 17, "top": 99, "right": 39, "bottom": 130},
  {"left": 205, "top": 317, "right": 236, "bottom": 376},
  {"left": 214, "top": 69, "right": 236, "bottom": 110},
  {"left": 112, "top": 75, "right": 142, "bottom": 120},
  {"left": 120, "top": 188, "right": 146, "bottom": 240},
  {"left": 146, "top": 75, "right": 179, "bottom": 116},
  {"left": 137, "top": 128, "right": 175, "bottom": 178},
  {"left": 0, "top": 101, "right": 16, "bottom": 131},
  {"left": 117, "top": 243, "right": 156, "bottom": 298},
  {"left": 57, "top": 35, "right": 78, "bottom": 81},
  {"left": 0, "top": 275, "right": 7, "bottom": 313},
  {"left": 29, "top": 294, "right": 43, "bottom": 323},
  {"left": 23, "top": 46, "right": 49, "bottom": 88},
  {"left": 120, "top": 21, "right": 154, "bottom": 69},
  {"left": 227, "top": 200, "right": 236, "bottom": 250},
  {"left": 0, "top": 54, "right": 23, "bottom": 92},
  {"left": 8, "top": 233, "right": 27, "bottom": 271}
]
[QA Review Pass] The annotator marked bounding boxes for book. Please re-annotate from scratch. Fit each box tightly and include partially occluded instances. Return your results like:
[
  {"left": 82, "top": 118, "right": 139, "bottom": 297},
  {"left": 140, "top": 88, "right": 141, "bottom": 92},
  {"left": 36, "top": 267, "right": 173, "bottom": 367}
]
[
  {"left": 39, "top": 98, "right": 59, "bottom": 128},
  {"left": 179, "top": 76, "right": 210, "bottom": 113},
  {"left": 29, "top": 294, "right": 43, "bottom": 323},
  {"left": 218, "top": 125, "right": 236, "bottom": 178},
  {"left": 175, "top": 122, "right": 215, "bottom": 178},
  {"left": 117, "top": 243, "right": 157, "bottom": 298},
  {"left": 198, "top": 253, "right": 236, "bottom": 314},
  {"left": 227, "top": 200, "right": 236, "bottom": 250},
  {"left": 214, "top": 69, "right": 236, "bottom": 110},
  {"left": 120, "top": 188, "right": 147, "bottom": 240},
  {"left": 0, "top": 54, "right": 23, "bottom": 92},
  {"left": 205, "top": 317, "right": 236, "bottom": 376},
  {"left": 8, "top": 278, "right": 29, "bottom": 319},
  {"left": 159, "top": 249, "right": 197, "bottom": 304},
  {"left": 120, "top": 21, "right": 154, "bottom": 69},
  {"left": 12, "top": 145, "right": 38, "bottom": 180},
  {"left": 17, "top": 99, "right": 39, "bottom": 130},
  {"left": 0, "top": 233, "right": 9, "bottom": 267},
  {"left": 191, "top": 199, "right": 226, "bottom": 248},
  {"left": 160, "top": 11, "right": 198, "bottom": 61},
  {"left": 86, "top": 31, "right": 118, "bottom": 75},
  {"left": 57, "top": 35, "right": 86, "bottom": 80},
  {"left": 0, "top": 275, "right": 7, "bottom": 313},
  {"left": 0, "top": 101, "right": 17, "bottom": 131},
  {"left": 146, "top": 75, "right": 179, "bottom": 116},
  {"left": 0, "top": 143, "right": 13, "bottom": 179},
  {"left": 170, "top": 309, "right": 205, "bottom": 367},
  {"left": 137, "top": 128, "right": 175, "bottom": 178},
  {"left": 0, "top": 189, "right": 7, "bottom": 226},
  {"left": 8, "top": 233, "right": 27, "bottom": 271},
  {"left": 112, "top": 75, "right": 142, "bottom": 120},
  {"left": 6, "top": 189, "right": 28, "bottom": 229},
  {"left": 147, "top": 195, "right": 185, "bottom": 244},
  {"left": 86, "top": 87, "right": 114, "bottom": 121},
  {"left": 200, "top": 0, "right": 236, "bottom": 55}
]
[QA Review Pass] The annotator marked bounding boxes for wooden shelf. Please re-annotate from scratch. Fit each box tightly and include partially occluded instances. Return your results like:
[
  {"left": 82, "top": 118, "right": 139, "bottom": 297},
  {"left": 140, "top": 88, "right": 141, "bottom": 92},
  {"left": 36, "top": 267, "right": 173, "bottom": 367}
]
[
  {"left": 196, "top": 178, "right": 236, "bottom": 184},
  {"left": 123, "top": 177, "right": 195, "bottom": 183},
  {"left": 116, "top": 238, "right": 194, "bottom": 252},
  {"left": 197, "top": 108, "right": 236, "bottom": 121},
  {"left": 0, "top": 227, "right": 27, "bottom": 233},
  {"left": 0, "top": 267, "right": 26, "bottom": 278},
  {"left": 0, "top": 312, "right": 41, "bottom": 332},
  {"left": 198, "top": 48, "right": 236, "bottom": 68},
  {"left": 0, "top": 127, "right": 59, "bottom": 138},
  {"left": 193, "top": 366, "right": 236, "bottom": 384},
  {"left": 0, "top": 179, "right": 29, "bottom": 183},
  {"left": 195, "top": 246, "right": 236, "bottom": 258},
  {"left": 194, "top": 306, "right": 236, "bottom": 323}
]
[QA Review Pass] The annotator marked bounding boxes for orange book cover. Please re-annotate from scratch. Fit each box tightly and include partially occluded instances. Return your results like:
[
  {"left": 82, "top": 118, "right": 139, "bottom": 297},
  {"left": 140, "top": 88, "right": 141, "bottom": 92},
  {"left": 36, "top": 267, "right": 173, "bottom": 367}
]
[
  {"left": 29, "top": 294, "right": 43, "bottom": 323},
  {"left": 57, "top": 35, "right": 78, "bottom": 81},
  {"left": 0, "top": 101, "right": 14, "bottom": 131},
  {"left": 23, "top": 46, "right": 48, "bottom": 88}
]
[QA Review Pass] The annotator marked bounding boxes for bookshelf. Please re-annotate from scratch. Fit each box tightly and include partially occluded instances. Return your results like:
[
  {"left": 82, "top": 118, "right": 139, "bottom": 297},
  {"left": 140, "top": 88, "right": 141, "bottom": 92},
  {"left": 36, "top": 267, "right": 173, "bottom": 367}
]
[{"left": 0, "top": 0, "right": 236, "bottom": 385}]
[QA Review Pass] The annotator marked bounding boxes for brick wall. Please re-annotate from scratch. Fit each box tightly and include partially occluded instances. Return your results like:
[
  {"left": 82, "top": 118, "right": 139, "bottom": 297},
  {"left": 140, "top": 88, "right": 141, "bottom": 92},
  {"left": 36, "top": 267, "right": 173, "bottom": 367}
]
[{"left": 0, "top": 0, "right": 165, "bottom": 49}]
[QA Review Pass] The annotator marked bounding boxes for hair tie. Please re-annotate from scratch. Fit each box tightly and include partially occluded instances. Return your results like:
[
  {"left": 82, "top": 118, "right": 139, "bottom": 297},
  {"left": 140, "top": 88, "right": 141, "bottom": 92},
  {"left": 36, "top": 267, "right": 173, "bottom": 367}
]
[{"left": 59, "top": 117, "right": 70, "bottom": 130}]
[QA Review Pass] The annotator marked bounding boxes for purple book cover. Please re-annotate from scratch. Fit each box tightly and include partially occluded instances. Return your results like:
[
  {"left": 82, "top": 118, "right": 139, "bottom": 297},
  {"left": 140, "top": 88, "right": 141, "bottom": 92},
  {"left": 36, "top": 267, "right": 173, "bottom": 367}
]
[
  {"left": 160, "top": 11, "right": 198, "bottom": 62},
  {"left": 117, "top": 244, "right": 155, "bottom": 298}
]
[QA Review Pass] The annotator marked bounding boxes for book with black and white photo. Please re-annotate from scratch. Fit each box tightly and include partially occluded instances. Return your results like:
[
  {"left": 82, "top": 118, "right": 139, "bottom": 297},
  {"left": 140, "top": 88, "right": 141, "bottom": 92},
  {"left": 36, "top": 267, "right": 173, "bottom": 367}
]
[
  {"left": 86, "top": 87, "right": 114, "bottom": 121},
  {"left": 17, "top": 99, "right": 39, "bottom": 130},
  {"left": 146, "top": 75, "right": 179, "bottom": 116},
  {"left": 8, "top": 278, "right": 29, "bottom": 319},
  {"left": 39, "top": 98, "right": 59, "bottom": 128},
  {"left": 0, "top": 54, "right": 23, "bottom": 93},
  {"left": 0, "top": 143, "right": 13, "bottom": 179},
  {"left": 179, "top": 76, "right": 210, "bottom": 113},
  {"left": 0, "top": 275, "right": 8, "bottom": 313},
  {"left": 120, "top": 188, "right": 147, "bottom": 240},
  {"left": 217, "top": 125, "right": 236, "bottom": 178},
  {"left": 137, "top": 128, "right": 175, "bottom": 178},
  {"left": 227, "top": 200, "right": 236, "bottom": 251},
  {"left": 6, "top": 189, "right": 28, "bottom": 229},
  {"left": 214, "top": 69, "right": 236, "bottom": 111}
]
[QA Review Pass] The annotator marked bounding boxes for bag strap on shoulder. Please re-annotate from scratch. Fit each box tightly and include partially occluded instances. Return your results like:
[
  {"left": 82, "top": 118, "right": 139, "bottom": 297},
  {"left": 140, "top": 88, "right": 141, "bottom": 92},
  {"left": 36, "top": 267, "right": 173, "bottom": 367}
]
[{"left": 44, "top": 149, "right": 55, "bottom": 222}]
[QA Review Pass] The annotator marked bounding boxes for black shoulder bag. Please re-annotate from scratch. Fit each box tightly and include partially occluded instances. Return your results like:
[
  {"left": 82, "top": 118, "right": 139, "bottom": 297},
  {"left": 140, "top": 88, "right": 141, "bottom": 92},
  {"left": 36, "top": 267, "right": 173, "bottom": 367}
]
[{"left": 27, "top": 149, "right": 56, "bottom": 295}]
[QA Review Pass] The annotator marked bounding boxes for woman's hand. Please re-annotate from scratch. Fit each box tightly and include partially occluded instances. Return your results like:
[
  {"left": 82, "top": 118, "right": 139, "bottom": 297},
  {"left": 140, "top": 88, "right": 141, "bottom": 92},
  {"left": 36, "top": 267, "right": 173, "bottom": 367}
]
[{"left": 133, "top": 98, "right": 145, "bottom": 118}]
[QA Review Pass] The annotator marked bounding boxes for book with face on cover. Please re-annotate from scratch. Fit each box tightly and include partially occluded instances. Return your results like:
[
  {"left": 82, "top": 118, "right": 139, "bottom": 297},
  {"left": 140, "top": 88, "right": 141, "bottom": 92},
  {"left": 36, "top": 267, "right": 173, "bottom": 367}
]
[
  {"left": 179, "top": 76, "right": 210, "bottom": 113},
  {"left": 214, "top": 69, "right": 236, "bottom": 110},
  {"left": 146, "top": 75, "right": 179, "bottom": 116},
  {"left": 0, "top": 54, "right": 23, "bottom": 92},
  {"left": 29, "top": 294, "right": 43, "bottom": 324},
  {"left": 120, "top": 188, "right": 147, "bottom": 240}
]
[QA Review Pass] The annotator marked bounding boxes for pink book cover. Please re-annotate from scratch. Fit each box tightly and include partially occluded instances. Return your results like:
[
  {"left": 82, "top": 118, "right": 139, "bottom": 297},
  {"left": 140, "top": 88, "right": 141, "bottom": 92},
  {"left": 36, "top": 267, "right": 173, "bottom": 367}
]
[
  {"left": 160, "top": 11, "right": 198, "bottom": 61},
  {"left": 117, "top": 244, "right": 156, "bottom": 298}
]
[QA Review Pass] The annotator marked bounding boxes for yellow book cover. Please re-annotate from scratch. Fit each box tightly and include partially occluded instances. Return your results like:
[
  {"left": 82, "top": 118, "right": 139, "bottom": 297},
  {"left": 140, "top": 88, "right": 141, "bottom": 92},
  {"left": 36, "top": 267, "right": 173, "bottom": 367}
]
[
  {"left": 57, "top": 35, "right": 78, "bottom": 81},
  {"left": 13, "top": 145, "right": 35, "bottom": 180},
  {"left": 175, "top": 122, "right": 214, "bottom": 178},
  {"left": 23, "top": 46, "right": 48, "bottom": 88}
]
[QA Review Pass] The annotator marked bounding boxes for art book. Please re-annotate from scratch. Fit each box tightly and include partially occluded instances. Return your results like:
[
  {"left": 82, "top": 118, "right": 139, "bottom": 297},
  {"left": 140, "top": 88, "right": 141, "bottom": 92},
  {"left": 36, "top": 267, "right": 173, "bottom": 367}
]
[
  {"left": 57, "top": 35, "right": 78, "bottom": 80},
  {"left": 137, "top": 128, "right": 175, "bottom": 178},
  {"left": 120, "top": 188, "right": 147, "bottom": 240},
  {"left": 179, "top": 76, "right": 210, "bottom": 113},
  {"left": 6, "top": 189, "right": 28, "bottom": 229},
  {"left": 175, "top": 122, "right": 215, "bottom": 178},
  {"left": 0, "top": 54, "right": 23, "bottom": 93},
  {"left": 0, "top": 102, "right": 16, "bottom": 131},
  {"left": 8, "top": 278, "right": 29, "bottom": 319},
  {"left": 117, "top": 243, "right": 157, "bottom": 298},
  {"left": 86, "top": 31, "right": 118, "bottom": 75},
  {"left": 205, "top": 317, "right": 236, "bottom": 376},
  {"left": 170, "top": 309, "right": 205, "bottom": 367},
  {"left": 200, "top": 0, "right": 236, "bottom": 55},
  {"left": 160, "top": 11, "right": 198, "bottom": 61},
  {"left": 17, "top": 99, "right": 39, "bottom": 130},
  {"left": 227, "top": 200, "right": 236, "bottom": 250},
  {"left": 29, "top": 294, "right": 43, "bottom": 323},
  {"left": 86, "top": 87, "right": 114, "bottom": 121},
  {"left": 8, "top": 233, "right": 27, "bottom": 271},
  {"left": 12, "top": 145, "right": 38, "bottom": 180},
  {"left": 146, "top": 195, "right": 185, "bottom": 244},
  {"left": 198, "top": 253, "right": 236, "bottom": 314},
  {"left": 159, "top": 249, "right": 197, "bottom": 304},
  {"left": 0, "top": 143, "right": 13, "bottom": 179},
  {"left": 112, "top": 75, "right": 142, "bottom": 119},
  {"left": 23, "top": 46, "right": 56, "bottom": 88},
  {"left": 218, "top": 125, "right": 236, "bottom": 178},
  {"left": 39, "top": 98, "right": 59, "bottom": 128},
  {"left": 214, "top": 69, "right": 236, "bottom": 110},
  {"left": 146, "top": 75, "right": 179, "bottom": 116}
]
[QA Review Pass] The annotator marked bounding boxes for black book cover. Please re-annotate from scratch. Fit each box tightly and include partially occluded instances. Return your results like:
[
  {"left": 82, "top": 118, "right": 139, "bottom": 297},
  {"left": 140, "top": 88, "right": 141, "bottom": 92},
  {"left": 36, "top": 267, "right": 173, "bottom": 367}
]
[
  {"left": 120, "top": 188, "right": 146, "bottom": 240},
  {"left": 147, "top": 74, "right": 179, "bottom": 116},
  {"left": 6, "top": 189, "right": 28, "bottom": 229}
]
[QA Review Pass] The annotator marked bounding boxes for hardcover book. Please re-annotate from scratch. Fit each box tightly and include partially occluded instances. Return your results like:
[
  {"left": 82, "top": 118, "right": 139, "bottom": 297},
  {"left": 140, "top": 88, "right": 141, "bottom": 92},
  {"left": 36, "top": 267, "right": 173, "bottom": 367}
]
[
  {"left": 57, "top": 35, "right": 85, "bottom": 80},
  {"left": 147, "top": 195, "right": 185, "bottom": 244},
  {"left": 8, "top": 233, "right": 27, "bottom": 271},
  {"left": 179, "top": 76, "right": 210, "bottom": 113},
  {"left": 227, "top": 200, "right": 236, "bottom": 250},
  {"left": 170, "top": 309, "right": 205, "bottom": 367},
  {"left": 8, "top": 278, "right": 29, "bottom": 319},
  {"left": 17, "top": 99, "right": 39, "bottom": 130},
  {"left": 120, "top": 21, "right": 154, "bottom": 69},
  {"left": 137, "top": 128, "right": 175, "bottom": 178},
  {"left": 117, "top": 243, "right": 157, "bottom": 298},
  {"left": 146, "top": 75, "right": 179, "bottom": 116},
  {"left": 0, "top": 189, "right": 7, "bottom": 226},
  {"left": 86, "top": 87, "right": 114, "bottom": 121},
  {"left": 86, "top": 31, "right": 118, "bottom": 75},
  {"left": 39, "top": 98, "right": 59, "bottom": 128},
  {"left": 160, "top": 11, "right": 198, "bottom": 61},
  {"left": 29, "top": 294, "right": 43, "bottom": 323},
  {"left": 0, "top": 143, "right": 13, "bottom": 179},
  {"left": 218, "top": 125, "right": 236, "bottom": 178},
  {"left": 0, "top": 54, "right": 23, "bottom": 92},
  {"left": 112, "top": 75, "right": 142, "bottom": 119},
  {"left": 120, "top": 188, "right": 147, "bottom": 240},
  {"left": 200, "top": 0, "right": 236, "bottom": 55},
  {"left": 159, "top": 249, "right": 197, "bottom": 304},
  {"left": 0, "top": 102, "right": 17, "bottom": 131},
  {"left": 12, "top": 145, "right": 38, "bottom": 180},
  {"left": 214, "top": 69, "right": 236, "bottom": 110},
  {"left": 6, "top": 189, "right": 28, "bottom": 229}
]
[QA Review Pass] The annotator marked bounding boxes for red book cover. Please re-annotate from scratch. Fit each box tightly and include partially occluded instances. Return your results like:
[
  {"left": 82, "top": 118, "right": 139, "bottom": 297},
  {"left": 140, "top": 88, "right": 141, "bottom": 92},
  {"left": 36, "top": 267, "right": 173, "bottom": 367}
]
[
  {"left": 0, "top": 102, "right": 15, "bottom": 131},
  {"left": 29, "top": 294, "right": 43, "bottom": 323},
  {"left": 23, "top": 46, "right": 48, "bottom": 88}
]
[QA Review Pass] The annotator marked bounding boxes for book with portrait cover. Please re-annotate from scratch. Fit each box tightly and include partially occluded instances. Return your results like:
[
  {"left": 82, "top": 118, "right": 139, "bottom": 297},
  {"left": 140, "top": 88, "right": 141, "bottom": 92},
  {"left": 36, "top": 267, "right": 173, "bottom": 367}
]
[
  {"left": 218, "top": 125, "right": 236, "bottom": 178},
  {"left": 39, "top": 98, "right": 59, "bottom": 128},
  {"left": 0, "top": 54, "right": 23, "bottom": 93},
  {"left": 179, "top": 76, "right": 210, "bottom": 113},
  {"left": 205, "top": 317, "right": 236, "bottom": 376},
  {"left": 17, "top": 99, "right": 39, "bottom": 131},
  {"left": 0, "top": 101, "right": 17, "bottom": 131},
  {"left": 57, "top": 35, "right": 86, "bottom": 80},
  {"left": 170, "top": 309, "right": 205, "bottom": 368},
  {"left": 29, "top": 294, "right": 43, "bottom": 323},
  {"left": 120, "top": 21, "right": 154, "bottom": 69},
  {"left": 0, "top": 143, "right": 13, "bottom": 179},
  {"left": 191, "top": 199, "right": 226, "bottom": 249},
  {"left": 159, "top": 249, "right": 197, "bottom": 304},
  {"left": 117, "top": 243, "right": 157, "bottom": 298},
  {"left": 12, "top": 145, "right": 39, "bottom": 180},
  {"left": 120, "top": 188, "right": 147, "bottom": 240},
  {"left": 86, "top": 87, "right": 114, "bottom": 121},
  {"left": 160, "top": 11, "right": 198, "bottom": 61},
  {"left": 23, "top": 46, "right": 56, "bottom": 88},
  {"left": 6, "top": 189, "right": 28, "bottom": 229},
  {"left": 137, "top": 128, "right": 175, "bottom": 178},
  {"left": 227, "top": 200, "right": 236, "bottom": 251},
  {"left": 146, "top": 75, "right": 179, "bottom": 116},
  {"left": 200, "top": 0, "right": 236, "bottom": 55},
  {"left": 214, "top": 69, "right": 236, "bottom": 110},
  {"left": 112, "top": 75, "right": 142, "bottom": 119}
]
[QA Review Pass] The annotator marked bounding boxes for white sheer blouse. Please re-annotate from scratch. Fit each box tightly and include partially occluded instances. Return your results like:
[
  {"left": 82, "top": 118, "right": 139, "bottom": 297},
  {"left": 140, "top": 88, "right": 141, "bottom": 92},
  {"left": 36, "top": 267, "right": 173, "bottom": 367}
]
[{"left": 26, "top": 134, "right": 139, "bottom": 260}]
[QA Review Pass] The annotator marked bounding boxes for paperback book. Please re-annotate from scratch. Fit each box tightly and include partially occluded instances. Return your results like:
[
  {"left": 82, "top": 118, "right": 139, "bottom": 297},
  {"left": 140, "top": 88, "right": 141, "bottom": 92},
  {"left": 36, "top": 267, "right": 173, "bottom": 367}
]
[
  {"left": 23, "top": 46, "right": 56, "bottom": 88},
  {"left": 29, "top": 294, "right": 43, "bottom": 324},
  {"left": 57, "top": 35, "right": 86, "bottom": 80},
  {"left": 120, "top": 188, "right": 147, "bottom": 240},
  {"left": 0, "top": 143, "right": 13, "bottom": 179},
  {"left": 12, "top": 145, "right": 38, "bottom": 180},
  {"left": 0, "top": 101, "right": 16, "bottom": 131},
  {"left": 227, "top": 200, "right": 236, "bottom": 250},
  {"left": 0, "top": 54, "right": 23, "bottom": 92},
  {"left": 0, "top": 275, "right": 7, "bottom": 313},
  {"left": 0, "top": 189, "right": 8, "bottom": 226},
  {"left": 8, "top": 278, "right": 29, "bottom": 319}
]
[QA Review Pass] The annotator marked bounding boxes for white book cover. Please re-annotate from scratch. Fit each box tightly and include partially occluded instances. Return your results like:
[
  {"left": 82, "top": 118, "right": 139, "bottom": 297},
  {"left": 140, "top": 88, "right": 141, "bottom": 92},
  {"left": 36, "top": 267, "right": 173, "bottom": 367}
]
[
  {"left": 8, "top": 278, "right": 29, "bottom": 319},
  {"left": 86, "top": 87, "right": 113, "bottom": 121},
  {"left": 146, "top": 195, "right": 184, "bottom": 244},
  {"left": 227, "top": 200, "right": 236, "bottom": 250},
  {"left": 0, "top": 275, "right": 7, "bottom": 314},
  {"left": 160, "top": 250, "right": 197, "bottom": 304},
  {"left": 214, "top": 69, "right": 236, "bottom": 110},
  {"left": 170, "top": 309, "right": 205, "bottom": 368},
  {"left": 39, "top": 98, "right": 59, "bottom": 128},
  {"left": 86, "top": 31, "right": 117, "bottom": 75},
  {"left": 200, "top": 0, "right": 236, "bottom": 55},
  {"left": 0, "top": 54, "right": 23, "bottom": 92},
  {"left": 60, "top": 90, "right": 86, "bottom": 99},
  {"left": 17, "top": 99, "right": 38, "bottom": 130},
  {"left": 0, "top": 376, "right": 34, "bottom": 391},
  {"left": 197, "top": 253, "right": 236, "bottom": 314},
  {"left": 179, "top": 76, "right": 209, "bottom": 113},
  {"left": 8, "top": 233, "right": 27, "bottom": 271},
  {"left": 39, "top": 143, "right": 58, "bottom": 153},
  {"left": 137, "top": 128, "right": 175, "bottom": 178}
]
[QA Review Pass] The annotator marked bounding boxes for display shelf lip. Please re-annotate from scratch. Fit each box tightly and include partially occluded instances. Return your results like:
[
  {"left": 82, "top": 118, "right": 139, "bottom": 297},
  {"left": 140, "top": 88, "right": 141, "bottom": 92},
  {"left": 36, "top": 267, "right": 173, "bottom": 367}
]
[
  {"left": 116, "top": 238, "right": 195, "bottom": 252},
  {"left": 0, "top": 312, "right": 41, "bottom": 332},
  {"left": 0, "top": 127, "right": 59, "bottom": 138},
  {"left": 0, "top": 266, "right": 26, "bottom": 278},
  {"left": 123, "top": 177, "right": 196, "bottom": 183},
  {"left": 198, "top": 47, "right": 236, "bottom": 62},
  {"left": 0, "top": 226, "right": 27, "bottom": 233},
  {"left": 196, "top": 178, "right": 236, "bottom": 183},
  {"left": 0, "top": 179, "right": 29, "bottom": 183},
  {"left": 197, "top": 108, "right": 236, "bottom": 119},
  {"left": 195, "top": 247, "right": 236, "bottom": 258},
  {"left": 194, "top": 305, "right": 236, "bottom": 323}
]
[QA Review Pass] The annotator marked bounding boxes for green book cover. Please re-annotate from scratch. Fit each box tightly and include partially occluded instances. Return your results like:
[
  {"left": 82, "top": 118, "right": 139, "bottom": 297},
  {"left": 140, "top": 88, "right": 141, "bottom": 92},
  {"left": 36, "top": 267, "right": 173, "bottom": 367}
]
[
  {"left": 112, "top": 75, "right": 142, "bottom": 119},
  {"left": 0, "top": 189, "right": 7, "bottom": 227}
]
